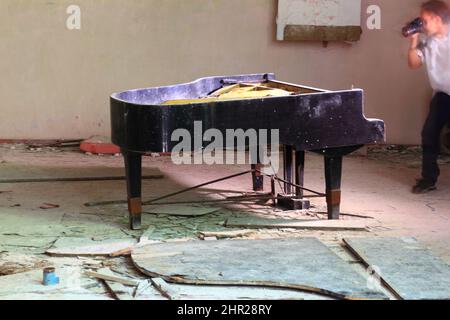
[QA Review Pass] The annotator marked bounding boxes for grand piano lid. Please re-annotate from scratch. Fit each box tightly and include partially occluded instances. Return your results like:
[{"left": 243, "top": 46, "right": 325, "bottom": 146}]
[
  {"left": 110, "top": 76, "right": 384, "bottom": 154},
  {"left": 110, "top": 73, "right": 329, "bottom": 106}
]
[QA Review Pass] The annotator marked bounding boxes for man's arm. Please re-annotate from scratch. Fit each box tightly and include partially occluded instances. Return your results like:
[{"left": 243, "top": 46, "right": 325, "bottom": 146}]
[{"left": 408, "top": 34, "right": 423, "bottom": 69}]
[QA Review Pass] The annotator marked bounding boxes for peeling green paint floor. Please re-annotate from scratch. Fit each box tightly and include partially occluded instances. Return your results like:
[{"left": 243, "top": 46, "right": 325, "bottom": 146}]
[{"left": 0, "top": 144, "right": 449, "bottom": 300}]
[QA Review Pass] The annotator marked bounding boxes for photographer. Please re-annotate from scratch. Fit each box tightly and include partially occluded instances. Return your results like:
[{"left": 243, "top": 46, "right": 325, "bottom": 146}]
[{"left": 408, "top": 0, "right": 450, "bottom": 193}]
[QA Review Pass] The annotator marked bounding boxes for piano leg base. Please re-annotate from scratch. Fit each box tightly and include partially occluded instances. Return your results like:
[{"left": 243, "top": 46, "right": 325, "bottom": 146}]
[
  {"left": 327, "top": 205, "right": 340, "bottom": 220},
  {"left": 129, "top": 215, "right": 142, "bottom": 230},
  {"left": 326, "top": 189, "right": 341, "bottom": 220},
  {"left": 128, "top": 197, "right": 142, "bottom": 230},
  {"left": 277, "top": 194, "right": 311, "bottom": 210}
]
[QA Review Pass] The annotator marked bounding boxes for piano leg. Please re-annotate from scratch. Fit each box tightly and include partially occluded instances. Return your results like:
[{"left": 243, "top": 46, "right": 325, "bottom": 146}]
[
  {"left": 283, "top": 145, "right": 293, "bottom": 194},
  {"left": 251, "top": 148, "right": 264, "bottom": 191},
  {"left": 251, "top": 164, "right": 264, "bottom": 191},
  {"left": 123, "top": 150, "right": 142, "bottom": 230},
  {"left": 295, "top": 150, "right": 305, "bottom": 198},
  {"left": 278, "top": 147, "right": 310, "bottom": 210},
  {"left": 324, "top": 155, "right": 342, "bottom": 220}
]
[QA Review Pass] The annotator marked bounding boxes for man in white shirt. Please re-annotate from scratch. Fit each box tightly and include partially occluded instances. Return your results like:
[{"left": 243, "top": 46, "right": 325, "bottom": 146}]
[{"left": 408, "top": 0, "right": 450, "bottom": 193}]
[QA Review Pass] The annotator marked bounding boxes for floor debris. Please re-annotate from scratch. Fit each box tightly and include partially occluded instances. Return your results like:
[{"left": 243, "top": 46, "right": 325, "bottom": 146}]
[
  {"left": 197, "top": 229, "right": 256, "bottom": 240},
  {"left": 0, "top": 144, "right": 449, "bottom": 300},
  {"left": 0, "top": 208, "right": 66, "bottom": 238},
  {"left": 202, "top": 236, "right": 218, "bottom": 241},
  {"left": 84, "top": 269, "right": 139, "bottom": 286},
  {"left": 0, "top": 235, "right": 58, "bottom": 253},
  {"left": 0, "top": 252, "right": 50, "bottom": 276},
  {"left": 93, "top": 268, "right": 136, "bottom": 300},
  {"left": 148, "top": 277, "right": 336, "bottom": 300},
  {"left": 133, "top": 279, "right": 152, "bottom": 298},
  {"left": 0, "top": 267, "right": 111, "bottom": 300},
  {"left": 46, "top": 238, "right": 137, "bottom": 257},
  {"left": 131, "top": 238, "right": 388, "bottom": 300},
  {"left": 343, "top": 237, "right": 450, "bottom": 300},
  {"left": 225, "top": 217, "right": 374, "bottom": 232}
]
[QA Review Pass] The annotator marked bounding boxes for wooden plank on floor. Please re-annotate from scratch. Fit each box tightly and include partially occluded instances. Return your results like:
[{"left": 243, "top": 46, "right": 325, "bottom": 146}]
[
  {"left": 149, "top": 277, "right": 334, "bottom": 300},
  {"left": 131, "top": 238, "right": 388, "bottom": 300},
  {"left": 84, "top": 270, "right": 138, "bottom": 286},
  {"left": 94, "top": 268, "right": 135, "bottom": 300},
  {"left": 197, "top": 229, "right": 256, "bottom": 240},
  {"left": 343, "top": 237, "right": 450, "bottom": 300},
  {"left": 225, "top": 217, "right": 371, "bottom": 231}
]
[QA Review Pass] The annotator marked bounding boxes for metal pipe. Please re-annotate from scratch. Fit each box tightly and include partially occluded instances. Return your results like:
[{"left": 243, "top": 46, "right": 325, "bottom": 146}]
[
  {"left": 85, "top": 170, "right": 252, "bottom": 207},
  {"left": 142, "top": 194, "right": 324, "bottom": 207},
  {"left": 142, "top": 170, "right": 253, "bottom": 205}
]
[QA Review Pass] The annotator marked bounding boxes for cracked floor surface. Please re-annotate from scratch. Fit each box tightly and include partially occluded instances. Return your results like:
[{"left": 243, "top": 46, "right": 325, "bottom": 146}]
[{"left": 0, "top": 144, "right": 449, "bottom": 299}]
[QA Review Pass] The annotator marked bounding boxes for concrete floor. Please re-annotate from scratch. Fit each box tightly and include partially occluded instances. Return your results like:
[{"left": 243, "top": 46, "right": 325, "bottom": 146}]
[{"left": 0, "top": 143, "right": 449, "bottom": 299}]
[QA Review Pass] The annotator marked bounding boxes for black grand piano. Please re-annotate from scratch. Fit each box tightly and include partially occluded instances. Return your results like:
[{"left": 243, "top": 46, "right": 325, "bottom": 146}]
[{"left": 111, "top": 73, "right": 385, "bottom": 230}]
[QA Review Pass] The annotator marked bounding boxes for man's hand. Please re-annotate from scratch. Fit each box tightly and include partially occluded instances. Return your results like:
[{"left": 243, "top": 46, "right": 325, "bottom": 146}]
[{"left": 408, "top": 33, "right": 423, "bottom": 69}]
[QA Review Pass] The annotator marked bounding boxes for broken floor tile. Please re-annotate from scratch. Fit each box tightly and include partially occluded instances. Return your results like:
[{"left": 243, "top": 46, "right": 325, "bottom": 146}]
[
  {"left": 0, "top": 252, "right": 51, "bottom": 276},
  {"left": 0, "top": 207, "right": 66, "bottom": 237},
  {"left": 0, "top": 235, "right": 58, "bottom": 254},
  {"left": 0, "top": 266, "right": 110, "bottom": 300},
  {"left": 46, "top": 238, "right": 136, "bottom": 257},
  {"left": 133, "top": 238, "right": 387, "bottom": 300}
]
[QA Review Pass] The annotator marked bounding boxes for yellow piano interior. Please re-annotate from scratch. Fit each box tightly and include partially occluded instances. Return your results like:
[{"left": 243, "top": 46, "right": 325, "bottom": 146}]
[{"left": 162, "top": 80, "right": 321, "bottom": 105}]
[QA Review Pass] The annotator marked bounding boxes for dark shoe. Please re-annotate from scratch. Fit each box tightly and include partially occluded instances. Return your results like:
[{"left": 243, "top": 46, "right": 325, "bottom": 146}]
[{"left": 412, "top": 179, "right": 437, "bottom": 194}]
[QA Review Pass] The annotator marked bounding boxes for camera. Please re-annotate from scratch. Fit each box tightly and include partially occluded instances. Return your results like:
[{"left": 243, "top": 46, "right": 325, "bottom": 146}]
[{"left": 402, "top": 17, "right": 425, "bottom": 37}]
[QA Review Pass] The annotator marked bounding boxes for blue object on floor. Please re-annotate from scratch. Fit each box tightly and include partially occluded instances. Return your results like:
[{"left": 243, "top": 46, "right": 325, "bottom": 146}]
[{"left": 43, "top": 267, "right": 60, "bottom": 286}]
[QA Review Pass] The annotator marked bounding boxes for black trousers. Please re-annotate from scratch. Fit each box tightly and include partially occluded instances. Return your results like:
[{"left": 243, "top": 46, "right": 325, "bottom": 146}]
[{"left": 422, "top": 92, "right": 450, "bottom": 183}]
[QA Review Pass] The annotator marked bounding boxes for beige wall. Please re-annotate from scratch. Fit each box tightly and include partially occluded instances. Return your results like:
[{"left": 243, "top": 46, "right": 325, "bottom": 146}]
[{"left": 0, "top": 0, "right": 434, "bottom": 144}]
